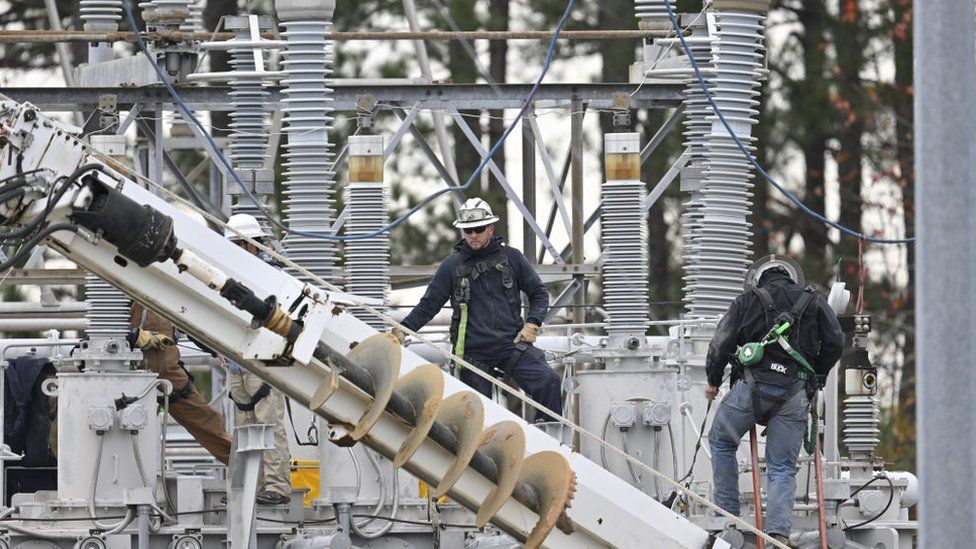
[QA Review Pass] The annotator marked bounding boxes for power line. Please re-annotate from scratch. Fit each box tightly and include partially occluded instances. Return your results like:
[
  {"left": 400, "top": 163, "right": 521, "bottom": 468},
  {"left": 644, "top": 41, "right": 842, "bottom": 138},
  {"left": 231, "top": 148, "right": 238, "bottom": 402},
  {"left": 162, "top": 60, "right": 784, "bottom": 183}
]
[{"left": 663, "top": 0, "right": 913, "bottom": 245}]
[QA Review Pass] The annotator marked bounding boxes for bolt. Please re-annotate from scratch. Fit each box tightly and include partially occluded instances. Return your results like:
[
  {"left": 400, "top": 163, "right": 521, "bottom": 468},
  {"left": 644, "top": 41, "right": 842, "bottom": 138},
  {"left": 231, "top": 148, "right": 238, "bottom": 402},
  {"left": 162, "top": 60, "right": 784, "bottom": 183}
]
[
  {"left": 23, "top": 109, "right": 36, "bottom": 122},
  {"left": 105, "top": 340, "right": 120, "bottom": 353}
]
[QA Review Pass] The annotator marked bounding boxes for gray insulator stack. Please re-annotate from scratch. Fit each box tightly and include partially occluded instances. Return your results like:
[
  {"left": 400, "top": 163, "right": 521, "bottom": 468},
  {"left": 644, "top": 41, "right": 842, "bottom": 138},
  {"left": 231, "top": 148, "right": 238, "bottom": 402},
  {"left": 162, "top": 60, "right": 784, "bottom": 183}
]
[
  {"left": 278, "top": 17, "right": 339, "bottom": 282},
  {"left": 843, "top": 396, "right": 880, "bottom": 457},
  {"left": 679, "top": 19, "right": 716, "bottom": 318},
  {"left": 228, "top": 23, "right": 272, "bottom": 222},
  {"left": 634, "top": 0, "right": 677, "bottom": 29},
  {"left": 180, "top": 1, "right": 203, "bottom": 32},
  {"left": 79, "top": 0, "right": 122, "bottom": 31},
  {"left": 345, "top": 136, "right": 390, "bottom": 329},
  {"left": 84, "top": 274, "right": 130, "bottom": 342},
  {"left": 601, "top": 133, "right": 650, "bottom": 341},
  {"left": 682, "top": 6, "right": 767, "bottom": 318}
]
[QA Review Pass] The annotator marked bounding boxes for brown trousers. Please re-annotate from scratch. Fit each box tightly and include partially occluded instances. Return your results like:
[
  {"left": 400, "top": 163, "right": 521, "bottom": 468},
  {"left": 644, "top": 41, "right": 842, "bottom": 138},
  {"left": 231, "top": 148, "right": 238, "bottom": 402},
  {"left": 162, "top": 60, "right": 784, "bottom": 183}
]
[{"left": 130, "top": 304, "right": 232, "bottom": 465}]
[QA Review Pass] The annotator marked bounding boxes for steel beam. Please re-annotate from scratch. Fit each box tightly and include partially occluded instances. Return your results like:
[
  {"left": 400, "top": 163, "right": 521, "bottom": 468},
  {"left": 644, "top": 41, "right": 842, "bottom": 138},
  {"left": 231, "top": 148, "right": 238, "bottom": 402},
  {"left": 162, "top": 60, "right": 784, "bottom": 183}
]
[
  {"left": 392, "top": 107, "right": 466, "bottom": 207},
  {"left": 447, "top": 108, "right": 563, "bottom": 263},
  {"left": 915, "top": 1, "right": 976, "bottom": 547},
  {"left": 570, "top": 97, "right": 585, "bottom": 324},
  {"left": 522, "top": 108, "right": 537, "bottom": 261},
  {"left": 7, "top": 84, "right": 683, "bottom": 112}
]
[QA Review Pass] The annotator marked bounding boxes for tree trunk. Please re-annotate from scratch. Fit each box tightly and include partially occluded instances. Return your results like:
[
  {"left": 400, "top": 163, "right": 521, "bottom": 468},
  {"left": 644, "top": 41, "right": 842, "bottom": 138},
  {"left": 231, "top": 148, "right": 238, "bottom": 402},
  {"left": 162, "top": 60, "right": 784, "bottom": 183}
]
[
  {"left": 792, "top": 1, "right": 830, "bottom": 277},
  {"left": 833, "top": 0, "right": 865, "bottom": 262},
  {"left": 483, "top": 0, "right": 510, "bottom": 240},
  {"left": 448, "top": 1, "right": 487, "bottom": 235},
  {"left": 891, "top": 0, "right": 916, "bottom": 471}
]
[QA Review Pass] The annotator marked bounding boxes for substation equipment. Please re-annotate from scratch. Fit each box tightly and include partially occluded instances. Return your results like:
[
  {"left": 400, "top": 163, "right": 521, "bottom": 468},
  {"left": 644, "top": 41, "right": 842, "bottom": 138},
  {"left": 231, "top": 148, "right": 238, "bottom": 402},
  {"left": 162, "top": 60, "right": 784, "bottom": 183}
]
[{"left": 0, "top": 0, "right": 917, "bottom": 547}]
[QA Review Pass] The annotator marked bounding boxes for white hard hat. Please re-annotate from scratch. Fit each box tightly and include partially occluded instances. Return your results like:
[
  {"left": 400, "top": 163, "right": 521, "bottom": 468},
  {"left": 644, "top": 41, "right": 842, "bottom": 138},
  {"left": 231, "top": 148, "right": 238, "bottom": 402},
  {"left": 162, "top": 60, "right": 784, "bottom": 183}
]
[
  {"left": 224, "top": 213, "right": 268, "bottom": 242},
  {"left": 453, "top": 198, "right": 500, "bottom": 229},
  {"left": 744, "top": 254, "right": 805, "bottom": 291}
]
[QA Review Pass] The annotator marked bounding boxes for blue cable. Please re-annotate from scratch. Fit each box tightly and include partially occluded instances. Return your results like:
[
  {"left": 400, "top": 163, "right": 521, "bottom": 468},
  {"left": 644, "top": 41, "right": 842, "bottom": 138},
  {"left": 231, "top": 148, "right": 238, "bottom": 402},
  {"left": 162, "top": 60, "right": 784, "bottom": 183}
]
[
  {"left": 122, "top": 0, "right": 575, "bottom": 241},
  {"left": 662, "top": 0, "right": 913, "bottom": 245}
]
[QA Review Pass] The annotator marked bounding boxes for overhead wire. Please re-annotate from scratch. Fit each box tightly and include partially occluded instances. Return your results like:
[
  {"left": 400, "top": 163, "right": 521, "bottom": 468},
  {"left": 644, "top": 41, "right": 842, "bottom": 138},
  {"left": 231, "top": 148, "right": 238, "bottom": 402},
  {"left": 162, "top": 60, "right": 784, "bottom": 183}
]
[{"left": 662, "top": 0, "right": 913, "bottom": 245}]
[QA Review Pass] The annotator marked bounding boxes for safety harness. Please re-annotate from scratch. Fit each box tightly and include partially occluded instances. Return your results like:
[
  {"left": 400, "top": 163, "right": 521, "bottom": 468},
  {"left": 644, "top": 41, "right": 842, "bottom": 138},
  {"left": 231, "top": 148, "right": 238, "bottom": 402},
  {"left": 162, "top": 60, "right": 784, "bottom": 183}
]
[
  {"left": 448, "top": 250, "right": 525, "bottom": 380},
  {"left": 736, "top": 286, "right": 818, "bottom": 424},
  {"left": 229, "top": 381, "right": 272, "bottom": 412}
]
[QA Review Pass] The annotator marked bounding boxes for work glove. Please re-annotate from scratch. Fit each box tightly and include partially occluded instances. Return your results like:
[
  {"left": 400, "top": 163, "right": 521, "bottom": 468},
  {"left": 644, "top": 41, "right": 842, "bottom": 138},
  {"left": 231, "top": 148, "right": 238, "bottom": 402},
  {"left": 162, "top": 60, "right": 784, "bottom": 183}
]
[
  {"left": 391, "top": 327, "right": 406, "bottom": 345},
  {"left": 514, "top": 323, "right": 539, "bottom": 344},
  {"left": 127, "top": 328, "right": 173, "bottom": 351}
]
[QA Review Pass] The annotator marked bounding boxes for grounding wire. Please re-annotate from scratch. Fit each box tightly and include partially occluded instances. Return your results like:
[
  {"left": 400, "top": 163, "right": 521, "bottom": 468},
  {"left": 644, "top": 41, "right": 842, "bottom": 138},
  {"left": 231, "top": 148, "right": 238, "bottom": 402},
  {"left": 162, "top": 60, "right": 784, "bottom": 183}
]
[
  {"left": 121, "top": 0, "right": 575, "bottom": 242},
  {"left": 76, "top": 143, "right": 791, "bottom": 549},
  {"left": 842, "top": 474, "right": 895, "bottom": 531},
  {"left": 662, "top": 0, "right": 913, "bottom": 245}
]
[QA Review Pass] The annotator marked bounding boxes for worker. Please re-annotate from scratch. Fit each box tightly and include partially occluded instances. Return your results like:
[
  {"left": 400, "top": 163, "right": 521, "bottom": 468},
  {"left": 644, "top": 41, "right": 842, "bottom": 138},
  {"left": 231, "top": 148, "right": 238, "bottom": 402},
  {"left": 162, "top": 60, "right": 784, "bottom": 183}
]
[
  {"left": 128, "top": 305, "right": 232, "bottom": 465},
  {"left": 223, "top": 213, "right": 292, "bottom": 506},
  {"left": 704, "top": 255, "right": 844, "bottom": 545},
  {"left": 393, "top": 198, "right": 562, "bottom": 422}
]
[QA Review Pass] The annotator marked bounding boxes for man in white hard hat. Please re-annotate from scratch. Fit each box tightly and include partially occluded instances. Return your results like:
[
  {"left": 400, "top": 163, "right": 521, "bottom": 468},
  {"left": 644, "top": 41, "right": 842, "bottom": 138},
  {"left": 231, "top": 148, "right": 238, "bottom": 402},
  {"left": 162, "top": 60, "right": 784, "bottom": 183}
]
[
  {"left": 394, "top": 198, "right": 562, "bottom": 421},
  {"left": 223, "top": 213, "right": 293, "bottom": 505}
]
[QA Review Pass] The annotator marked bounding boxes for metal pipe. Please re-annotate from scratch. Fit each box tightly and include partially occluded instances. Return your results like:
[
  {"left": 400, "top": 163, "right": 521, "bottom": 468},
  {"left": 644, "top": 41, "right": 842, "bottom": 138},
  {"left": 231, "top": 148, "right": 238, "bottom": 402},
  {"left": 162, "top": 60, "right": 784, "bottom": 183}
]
[
  {"left": 0, "top": 318, "right": 87, "bottom": 331},
  {"left": 570, "top": 96, "right": 585, "bottom": 326},
  {"left": 915, "top": 1, "right": 976, "bottom": 547},
  {"left": 522, "top": 107, "right": 537, "bottom": 261},
  {"left": 0, "top": 29, "right": 683, "bottom": 44},
  {"left": 137, "top": 504, "right": 150, "bottom": 549},
  {"left": 749, "top": 427, "right": 765, "bottom": 549}
]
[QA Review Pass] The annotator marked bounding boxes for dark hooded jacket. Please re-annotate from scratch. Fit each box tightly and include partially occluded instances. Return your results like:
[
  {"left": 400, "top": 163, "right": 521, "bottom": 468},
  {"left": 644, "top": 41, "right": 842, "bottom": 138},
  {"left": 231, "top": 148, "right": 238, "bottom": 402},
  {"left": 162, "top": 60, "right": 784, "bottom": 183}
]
[
  {"left": 705, "top": 269, "right": 845, "bottom": 389},
  {"left": 401, "top": 236, "right": 548, "bottom": 359}
]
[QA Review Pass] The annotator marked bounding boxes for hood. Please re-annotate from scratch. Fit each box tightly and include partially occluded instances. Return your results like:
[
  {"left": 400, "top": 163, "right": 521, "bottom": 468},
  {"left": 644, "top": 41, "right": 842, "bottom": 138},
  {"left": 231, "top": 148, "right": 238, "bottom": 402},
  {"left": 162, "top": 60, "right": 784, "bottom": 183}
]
[
  {"left": 453, "top": 235, "right": 504, "bottom": 259},
  {"left": 758, "top": 267, "right": 794, "bottom": 287}
]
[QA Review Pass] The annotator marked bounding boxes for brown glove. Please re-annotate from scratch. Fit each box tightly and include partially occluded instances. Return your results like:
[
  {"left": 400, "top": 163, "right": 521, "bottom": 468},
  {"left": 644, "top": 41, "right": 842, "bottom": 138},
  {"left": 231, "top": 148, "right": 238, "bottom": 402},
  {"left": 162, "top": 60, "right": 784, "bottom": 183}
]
[
  {"left": 391, "top": 327, "right": 406, "bottom": 345},
  {"left": 514, "top": 323, "right": 539, "bottom": 344}
]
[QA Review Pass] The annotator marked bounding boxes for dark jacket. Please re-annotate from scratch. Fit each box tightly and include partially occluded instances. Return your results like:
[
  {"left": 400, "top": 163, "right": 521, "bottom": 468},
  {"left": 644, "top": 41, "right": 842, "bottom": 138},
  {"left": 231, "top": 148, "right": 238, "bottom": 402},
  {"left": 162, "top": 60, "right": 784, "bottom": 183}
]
[
  {"left": 705, "top": 270, "right": 845, "bottom": 388},
  {"left": 5, "top": 356, "right": 57, "bottom": 467},
  {"left": 401, "top": 236, "right": 548, "bottom": 358}
]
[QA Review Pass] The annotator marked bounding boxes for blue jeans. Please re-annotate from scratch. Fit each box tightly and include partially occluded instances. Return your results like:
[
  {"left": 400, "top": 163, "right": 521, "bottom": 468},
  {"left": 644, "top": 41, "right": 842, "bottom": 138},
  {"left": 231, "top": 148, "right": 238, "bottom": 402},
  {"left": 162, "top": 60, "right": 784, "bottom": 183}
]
[{"left": 708, "top": 380, "right": 808, "bottom": 536}]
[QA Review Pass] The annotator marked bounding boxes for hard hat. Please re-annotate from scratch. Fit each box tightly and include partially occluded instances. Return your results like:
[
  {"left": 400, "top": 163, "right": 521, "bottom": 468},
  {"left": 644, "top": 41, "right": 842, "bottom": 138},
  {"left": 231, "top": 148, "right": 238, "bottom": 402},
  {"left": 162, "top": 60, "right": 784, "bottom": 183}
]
[
  {"left": 224, "top": 213, "right": 268, "bottom": 242},
  {"left": 744, "top": 254, "right": 805, "bottom": 291},
  {"left": 453, "top": 198, "right": 500, "bottom": 229}
]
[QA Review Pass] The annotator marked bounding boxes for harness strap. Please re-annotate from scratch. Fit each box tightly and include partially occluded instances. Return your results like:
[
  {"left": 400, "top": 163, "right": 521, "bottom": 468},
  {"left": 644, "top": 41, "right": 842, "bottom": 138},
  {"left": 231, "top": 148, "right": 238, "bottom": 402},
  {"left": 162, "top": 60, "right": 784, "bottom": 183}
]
[
  {"left": 500, "top": 342, "right": 529, "bottom": 383},
  {"left": 285, "top": 397, "right": 318, "bottom": 446},
  {"left": 743, "top": 368, "right": 799, "bottom": 424},
  {"left": 229, "top": 382, "right": 272, "bottom": 412}
]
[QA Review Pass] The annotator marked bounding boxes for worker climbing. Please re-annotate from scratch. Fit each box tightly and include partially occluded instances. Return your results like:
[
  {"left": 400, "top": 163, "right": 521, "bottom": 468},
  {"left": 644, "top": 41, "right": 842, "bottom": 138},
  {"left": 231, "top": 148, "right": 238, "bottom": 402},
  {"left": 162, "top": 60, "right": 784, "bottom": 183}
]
[
  {"left": 394, "top": 198, "right": 562, "bottom": 422},
  {"left": 704, "top": 255, "right": 844, "bottom": 546}
]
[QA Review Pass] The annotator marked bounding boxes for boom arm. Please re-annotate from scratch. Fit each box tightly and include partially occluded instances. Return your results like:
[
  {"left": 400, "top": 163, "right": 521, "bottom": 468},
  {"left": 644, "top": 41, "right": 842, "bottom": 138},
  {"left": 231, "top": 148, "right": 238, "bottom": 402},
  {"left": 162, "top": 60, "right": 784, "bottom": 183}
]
[{"left": 0, "top": 98, "right": 726, "bottom": 549}]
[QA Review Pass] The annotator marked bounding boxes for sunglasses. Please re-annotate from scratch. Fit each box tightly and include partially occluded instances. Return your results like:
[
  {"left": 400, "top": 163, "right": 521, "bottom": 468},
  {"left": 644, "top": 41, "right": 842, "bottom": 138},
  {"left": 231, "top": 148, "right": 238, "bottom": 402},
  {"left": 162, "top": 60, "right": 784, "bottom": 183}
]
[{"left": 463, "top": 225, "right": 488, "bottom": 235}]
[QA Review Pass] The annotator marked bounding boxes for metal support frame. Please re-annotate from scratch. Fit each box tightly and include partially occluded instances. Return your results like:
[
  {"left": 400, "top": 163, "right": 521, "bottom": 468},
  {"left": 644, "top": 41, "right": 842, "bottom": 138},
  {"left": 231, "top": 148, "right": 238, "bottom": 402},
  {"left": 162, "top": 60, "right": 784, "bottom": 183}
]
[
  {"left": 392, "top": 106, "right": 466, "bottom": 207},
  {"left": 228, "top": 424, "right": 274, "bottom": 549},
  {"left": 528, "top": 116, "right": 573, "bottom": 239},
  {"left": 447, "top": 107, "right": 563, "bottom": 263},
  {"left": 570, "top": 97, "right": 585, "bottom": 324},
  {"left": 915, "top": 1, "right": 976, "bottom": 546},
  {"left": 522, "top": 107, "right": 537, "bottom": 260},
  {"left": 5, "top": 84, "right": 683, "bottom": 112}
]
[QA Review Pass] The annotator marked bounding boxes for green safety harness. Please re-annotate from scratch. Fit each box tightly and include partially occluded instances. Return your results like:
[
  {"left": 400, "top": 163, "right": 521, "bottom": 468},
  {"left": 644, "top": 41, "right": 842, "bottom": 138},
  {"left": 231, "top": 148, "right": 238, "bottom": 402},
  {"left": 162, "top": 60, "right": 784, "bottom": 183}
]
[
  {"left": 736, "top": 286, "right": 821, "bottom": 453},
  {"left": 450, "top": 250, "right": 525, "bottom": 380}
]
